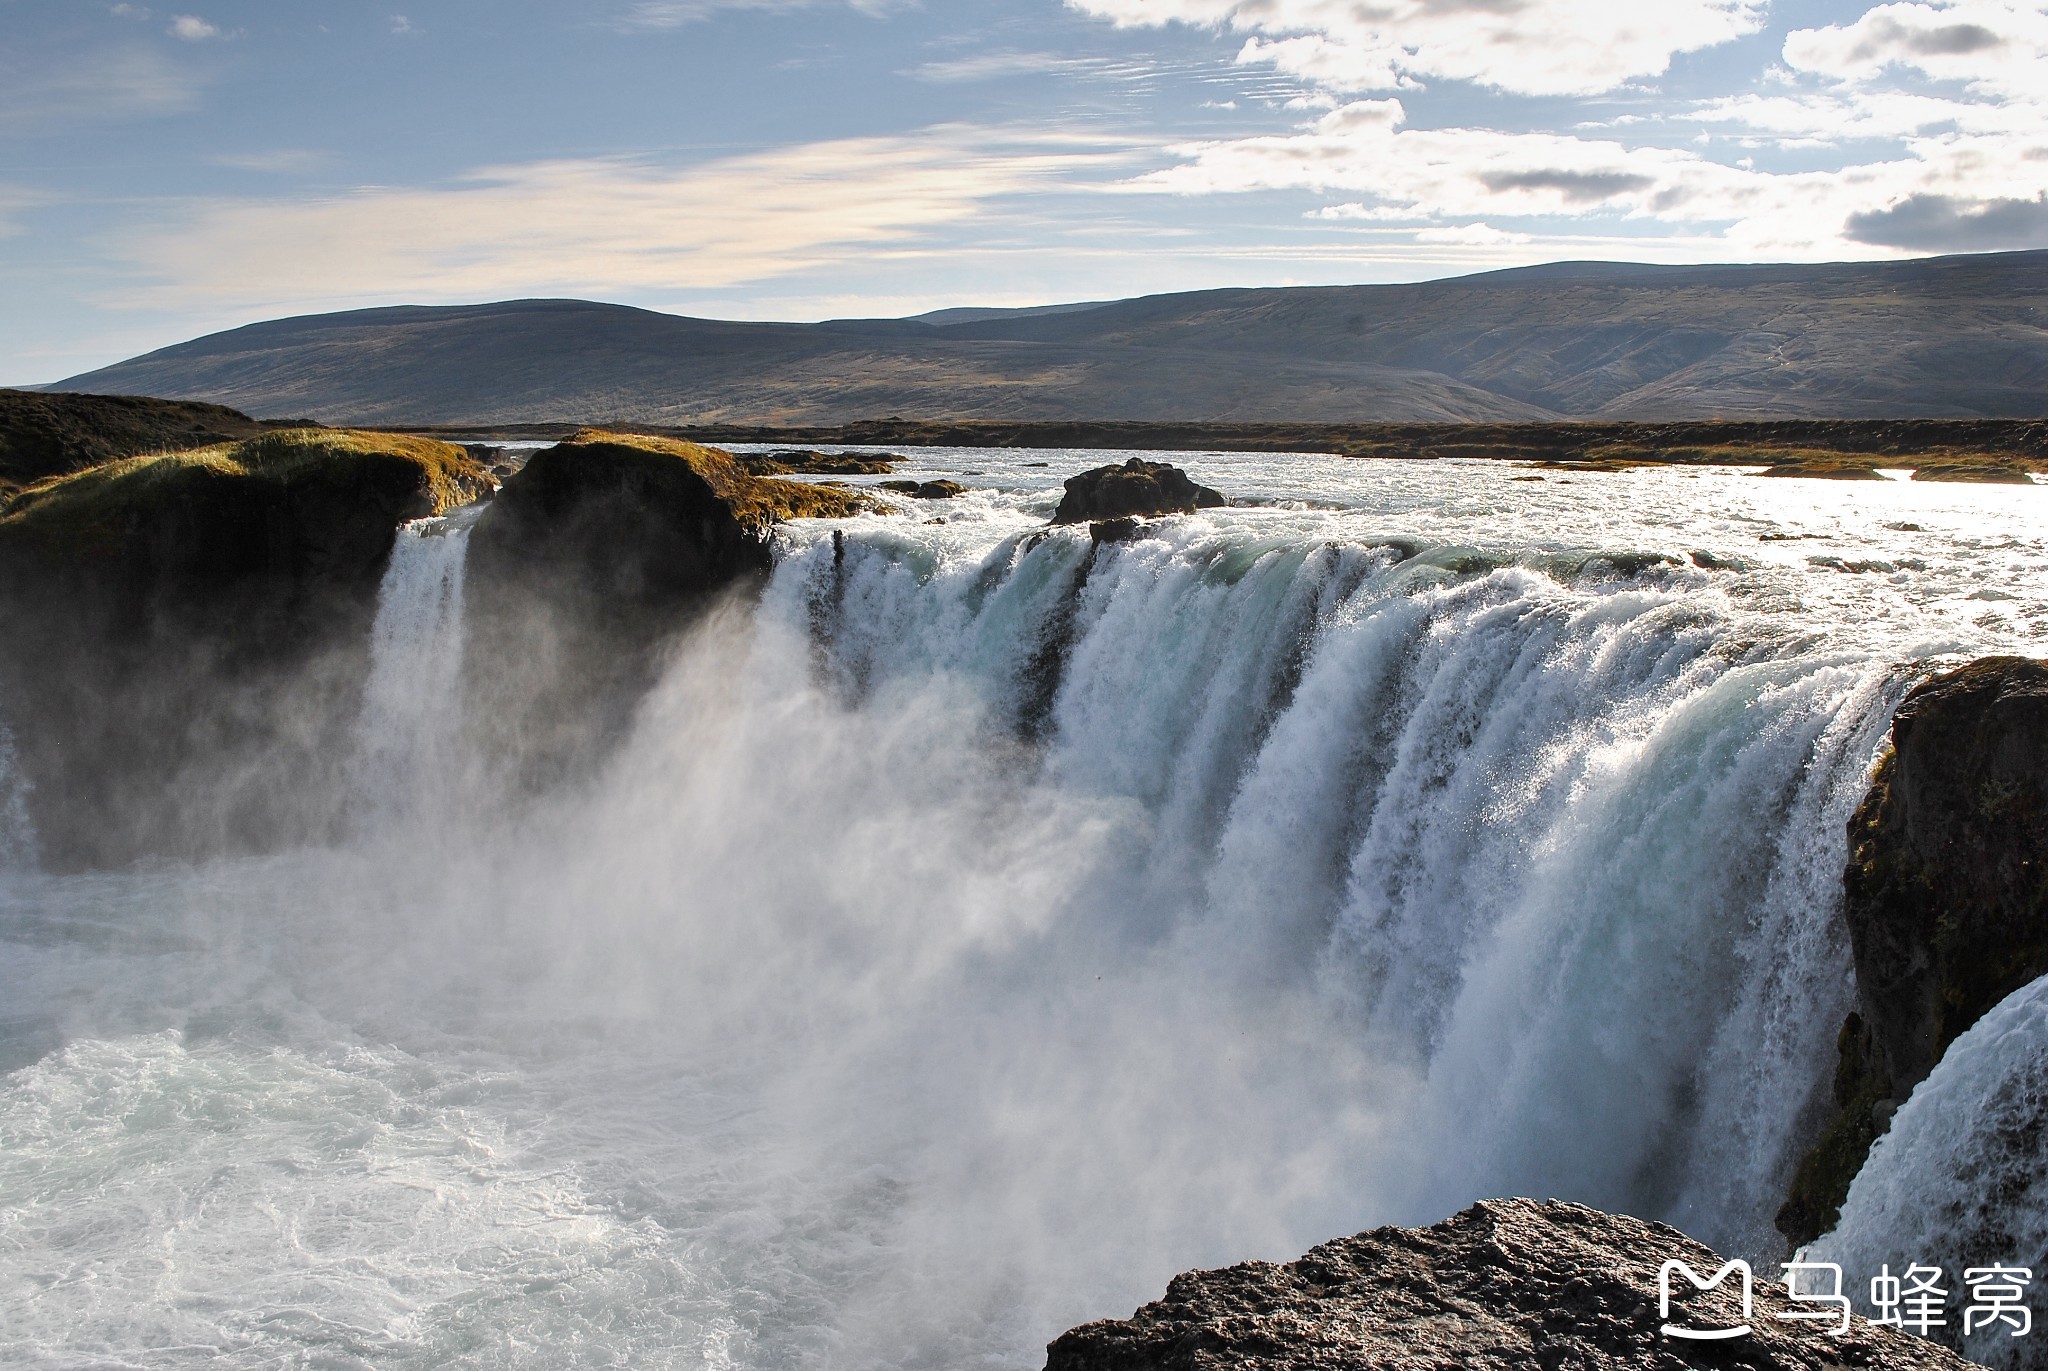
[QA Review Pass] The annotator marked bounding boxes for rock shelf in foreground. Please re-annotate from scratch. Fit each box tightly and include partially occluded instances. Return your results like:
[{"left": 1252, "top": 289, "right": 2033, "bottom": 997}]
[{"left": 1048, "top": 1198, "right": 1977, "bottom": 1371}]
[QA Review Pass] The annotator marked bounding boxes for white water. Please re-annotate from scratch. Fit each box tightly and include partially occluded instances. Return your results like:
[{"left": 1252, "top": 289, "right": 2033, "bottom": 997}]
[
  {"left": 2, "top": 455, "right": 2045, "bottom": 1368},
  {"left": 0, "top": 715, "right": 33, "bottom": 874},
  {"left": 1811, "top": 973, "right": 2048, "bottom": 1368},
  {"left": 348, "top": 516, "right": 474, "bottom": 827}
]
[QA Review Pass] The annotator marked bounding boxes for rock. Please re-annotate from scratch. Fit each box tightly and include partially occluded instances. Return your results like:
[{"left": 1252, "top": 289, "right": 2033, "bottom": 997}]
[
  {"left": 1049, "top": 458, "right": 1226, "bottom": 525},
  {"left": 737, "top": 449, "right": 904, "bottom": 477},
  {"left": 1090, "top": 517, "right": 1142, "bottom": 544},
  {"left": 463, "top": 430, "right": 870, "bottom": 788},
  {"left": 1778, "top": 657, "right": 2048, "bottom": 1244},
  {"left": 880, "top": 479, "right": 967, "bottom": 499},
  {"left": 1910, "top": 461, "right": 2037, "bottom": 484},
  {"left": 1047, "top": 1198, "right": 1975, "bottom": 1371},
  {"left": 0, "top": 388, "right": 276, "bottom": 501},
  {"left": 1757, "top": 462, "right": 1886, "bottom": 479},
  {"left": 0, "top": 429, "right": 490, "bottom": 867}
]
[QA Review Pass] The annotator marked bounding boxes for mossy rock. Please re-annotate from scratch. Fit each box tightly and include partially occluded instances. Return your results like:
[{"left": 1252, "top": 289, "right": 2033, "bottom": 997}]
[
  {"left": 0, "top": 429, "right": 491, "bottom": 869},
  {"left": 0, "top": 388, "right": 273, "bottom": 499},
  {"left": 462, "top": 431, "right": 872, "bottom": 789}
]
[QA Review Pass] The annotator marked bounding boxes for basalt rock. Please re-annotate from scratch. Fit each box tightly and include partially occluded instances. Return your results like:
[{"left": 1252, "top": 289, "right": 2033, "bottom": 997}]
[
  {"left": 737, "top": 448, "right": 903, "bottom": 477},
  {"left": 1778, "top": 657, "right": 2048, "bottom": 1245},
  {"left": 0, "top": 429, "right": 489, "bottom": 866},
  {"left": 463, "top": 430, "right": 870, "bottom": 788},
  {"left": 1050, "top": 458, "right": 1226, "bottom": 525},
  {"left": 880, "top": 479, "right": 967, "bottom": 499},
  {"left": 1048, "top": 1198, "right": 1976, "bottom": 1371}
]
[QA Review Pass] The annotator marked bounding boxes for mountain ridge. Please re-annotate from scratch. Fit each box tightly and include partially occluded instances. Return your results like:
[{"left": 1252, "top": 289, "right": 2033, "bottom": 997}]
[{"left": 53, "top": 250, "right": 2048, "bottom": 424}]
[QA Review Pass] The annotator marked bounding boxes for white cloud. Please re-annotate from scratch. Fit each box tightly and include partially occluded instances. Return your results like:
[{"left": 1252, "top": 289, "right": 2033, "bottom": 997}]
[
  {"left": 1064, "top": 0, "right": 1768, "bottom": 96},
  {"left": 910, "top": 51, "right": 1155, "bottom": 83},
  {"left": 167, "top": 14, "right": 219, "bottom": 40},
  {"left": 390, "top": 15, "right": 415, "bottom": 35},
  {"left": 107, "top": 128, "right": 1133, "bottom": 314},
  {"left": 1074, "top": 0, "right": 2048, "bottom": 262},
  {"left": 0, "top": 46, "right": 202, "bottom": 132},
  {"left": 211, "top": 149, "right": 333, "bottom": 174},
  {"left": 616, "top": 0, "right": 895, "bottom": 28},
  {"left": 1415, "top": 223, "right": 1535, "bottom": 245},
  {"left": 1782, "top": 0, "right": 2048, "bottom": 94}
]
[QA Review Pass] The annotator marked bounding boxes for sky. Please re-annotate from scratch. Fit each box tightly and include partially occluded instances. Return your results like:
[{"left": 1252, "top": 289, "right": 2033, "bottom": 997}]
[{"left": 4, "top": 0, "right": 2047, "bottom": 382}]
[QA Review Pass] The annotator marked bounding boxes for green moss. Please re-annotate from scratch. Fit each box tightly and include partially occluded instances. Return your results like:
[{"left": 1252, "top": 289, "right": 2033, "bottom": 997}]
[
  {"left": 565, "top": 429, "right": 878, "bottom": 524},
  {"left": 1, "top": 429, "right": 488, "bottom": 541}
]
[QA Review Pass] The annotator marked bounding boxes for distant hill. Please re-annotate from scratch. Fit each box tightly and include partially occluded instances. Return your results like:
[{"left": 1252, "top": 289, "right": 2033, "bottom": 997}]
[{"left": 53, "top": 251, "right": 2048, "bottom": 424}]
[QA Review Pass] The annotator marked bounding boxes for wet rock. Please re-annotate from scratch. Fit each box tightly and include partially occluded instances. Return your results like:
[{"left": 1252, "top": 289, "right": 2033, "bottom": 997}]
[
  {"left": 1049, "top": 458, "right": 1226, "bottom": 525},
  {"left": 880, "top": 479, "right": 967, "bottom": 499},
  {"left": 1779, "top": 657, "right": 2048, "bottom": 1244},
  {"left": 1090, "top": 517, "right": 1142, "bottom": 544},
  {"left": 738, "top": 448, "right": 904, "bottom": 477},
  {"left": 1047, "top": 1198, "right": 1976, "bottom": 1371},
  {"left": 464, "top": 430, "right": 871, "bottom": 789},
  {"left": 0, "top": 429, "right": 490, "bottom": 867}
]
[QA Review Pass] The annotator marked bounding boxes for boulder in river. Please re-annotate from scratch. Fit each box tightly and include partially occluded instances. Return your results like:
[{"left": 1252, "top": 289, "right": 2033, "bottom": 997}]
[
  {"left": 1050, "top": 458, "right": 1226, "bottom": 525},
  {"left": 1047, "top": 1198, "right": 1975, "bottom": 1371}
]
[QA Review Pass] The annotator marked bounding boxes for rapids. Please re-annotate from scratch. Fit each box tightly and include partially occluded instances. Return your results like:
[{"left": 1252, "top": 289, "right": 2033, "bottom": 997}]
[{"left": 2, "top": 449, "right": 2044, "bottom": 1368}]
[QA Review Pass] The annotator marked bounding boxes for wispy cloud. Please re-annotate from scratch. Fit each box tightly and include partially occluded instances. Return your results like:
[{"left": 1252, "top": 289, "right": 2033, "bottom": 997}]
[
  {"left": 167, "top": 14, "right": 220, "bottom": 41},
  {"left": 108, "top": 127, "right": 1137, "bottom": 314},
  {"left": 211, "top": 149, "right": 333, "bottom": 175},
  {"left": 615, "top": 0, "right": 897, "bottom": 29},
  {"left": 0, "top": 46, "right": 203, "bottom": 133}
]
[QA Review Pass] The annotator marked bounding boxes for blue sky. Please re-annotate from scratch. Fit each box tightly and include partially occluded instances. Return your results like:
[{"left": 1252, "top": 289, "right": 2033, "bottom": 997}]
[{"left": 5, "top": 0, "right": 2047, "bottom": 382}]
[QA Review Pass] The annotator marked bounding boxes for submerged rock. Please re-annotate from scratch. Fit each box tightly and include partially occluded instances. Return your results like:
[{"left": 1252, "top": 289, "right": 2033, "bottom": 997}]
[
  {"left": 1050, "top": 458, "right": 1226, "bottom": 525},
  {"left": 1779, "top": 657, "right": 2048, "bottom": 1244},
  {"left": 1048, "top": 1198, "right": 1975, "bottom": 1371}
]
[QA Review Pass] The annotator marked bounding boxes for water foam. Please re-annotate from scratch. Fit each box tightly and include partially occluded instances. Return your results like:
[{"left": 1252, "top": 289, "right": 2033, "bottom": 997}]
[{"left": 1810, "top": 973, "right": 2048, "bottom": 1369}]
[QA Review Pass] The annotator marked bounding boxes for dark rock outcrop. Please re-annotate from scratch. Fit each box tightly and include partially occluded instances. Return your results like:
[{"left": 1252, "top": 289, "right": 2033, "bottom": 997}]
[
  {"left": 463, "top": 430, "right": 870, "bottom": 787},
  {"left": 880, "top": 479, "right": 967, "bottom": 499},
  {"left": 0, "top": 430, "right": 489, "bottom": 866},
  {"left": 1779, "top": 657, "right": 2048, "bottom": 1244},
  {"left": 1048, "top": 1198, "right": 1975, "bottom": 1371},
  {"left": 1050, "top": 459, "right": 1226, "bottom": 525},
  {"left": 0, "top": 388, "right": 276, "bottom": 499},
  {"left": 736, "top": 448, "right": 904, "bottom": 476}
]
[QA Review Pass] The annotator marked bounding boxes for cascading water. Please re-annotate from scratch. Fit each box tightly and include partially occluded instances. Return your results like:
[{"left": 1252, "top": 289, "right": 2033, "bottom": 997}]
[
  {"left": 1810, "top": 972, "right": 2048, "bottom": 1369},
  {"left": 0, "top": 715, "right": 33, "bottom": 874},
  {"left": 348, "top": 515, "right": 475, "bottom": 826},
  {"left": 2, "top": 450, "right": 2044, "bottom": 1369}
]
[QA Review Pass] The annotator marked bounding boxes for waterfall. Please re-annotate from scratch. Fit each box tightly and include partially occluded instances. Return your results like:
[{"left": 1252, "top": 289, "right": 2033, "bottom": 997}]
[
  {"left": 348, "top": 517, "right": 474, "bottom": 827},
  {"left": 11, "top": 463, "right": 2042, "bottom": 1371},
  {"left": 0, "top": 714, "right": 33, "bottom": 874},
  {"left": 777, "top": 519, "right": 1905, "bottom": 1257},
  {"left": 1809, "top": 972, "right": 2048, "bottom": 1369}
]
